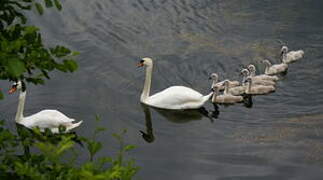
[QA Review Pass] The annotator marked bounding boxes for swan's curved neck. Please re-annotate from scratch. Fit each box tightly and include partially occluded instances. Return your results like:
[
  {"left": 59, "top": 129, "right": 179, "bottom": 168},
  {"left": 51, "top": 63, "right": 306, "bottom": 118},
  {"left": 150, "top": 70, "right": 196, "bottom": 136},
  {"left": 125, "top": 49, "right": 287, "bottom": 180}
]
[
  {"left": 264, "top": 62, "right": 271, "bottom": 74},
  {"left": 242, "top": 75, "right": 248, "bottom": 86},
  {"left": 141, "top": 64, "right": 153, "bottom": 102},
  {"left": 246, "top": 80, "right": 252, "bottom": 93},
  {"left": 224, "top": 83, "right": 229, "bottom": 95},
  {"left": 211, "top": 78, "right": 218, "bottom": 89},
  {"left": 250, "top": 70, "right": 256, "bottom": 76},
  {"left": 15, "top": 90, "right": 26, "bottom": 123},
  {"left": 281, "top": 52, "right": 287, "bottom": 62}
]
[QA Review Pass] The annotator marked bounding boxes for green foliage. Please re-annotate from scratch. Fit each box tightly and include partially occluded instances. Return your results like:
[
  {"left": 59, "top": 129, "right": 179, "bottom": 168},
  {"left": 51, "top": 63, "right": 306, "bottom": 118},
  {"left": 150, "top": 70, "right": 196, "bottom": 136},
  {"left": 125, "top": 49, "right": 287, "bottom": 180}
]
[
  {"left": 0, "top": 0, "right": 78, "bottom": 96},
  {"left": 0, "top": 121, "right": 139, "bottom": 180}
]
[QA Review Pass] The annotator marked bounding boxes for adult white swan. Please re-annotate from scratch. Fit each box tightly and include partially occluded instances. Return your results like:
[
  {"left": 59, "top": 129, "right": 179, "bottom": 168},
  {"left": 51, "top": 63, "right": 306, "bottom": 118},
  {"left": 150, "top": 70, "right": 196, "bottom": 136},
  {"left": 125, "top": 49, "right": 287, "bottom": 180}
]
[
  {"left": 137, "top": 57, "right": 212, "bottom": 110},
  {"left": 9, "top": 81, "right": 82, "bottom": 133},
  {"left": 281, "top": 46, "right": 304, "bottom": 64}
]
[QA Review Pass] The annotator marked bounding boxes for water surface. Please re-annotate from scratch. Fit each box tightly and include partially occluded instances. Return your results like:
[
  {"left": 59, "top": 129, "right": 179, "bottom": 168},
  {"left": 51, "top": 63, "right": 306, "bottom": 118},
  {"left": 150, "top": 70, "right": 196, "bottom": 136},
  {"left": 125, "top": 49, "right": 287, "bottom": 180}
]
[{"left": 1, "top": 0, "right": 323, "bottom": 179}]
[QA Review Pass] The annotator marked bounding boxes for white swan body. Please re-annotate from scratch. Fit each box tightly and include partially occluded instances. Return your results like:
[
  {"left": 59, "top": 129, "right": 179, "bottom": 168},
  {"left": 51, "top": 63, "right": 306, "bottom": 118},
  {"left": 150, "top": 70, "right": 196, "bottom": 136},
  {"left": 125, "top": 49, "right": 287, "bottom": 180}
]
[
  {"left": 263, "top": 59, "right": 288, "bottom": 75},
  {"left": 247, "top": 65, "right": 279, "bottom": 82},
  {"left": 210, "top": 73, "right": 240, "bottom": 91},
  {"left": 245, "top": 78, "right": 275, "bottom": 95},
  {"left": 212, "top": 81, "right": 243, "bottom": 104},
  {"left": 144, "top": 86, "right": 212, "bottom": 109},
  {"left": 281, "top": 46, "right": 304, "bottom": 64},
  {"left": 10, "top": 81, "right": 82, "bottom": 133},
  {"left": 138, "top": 58, "right": 212, "bottom": 110}
]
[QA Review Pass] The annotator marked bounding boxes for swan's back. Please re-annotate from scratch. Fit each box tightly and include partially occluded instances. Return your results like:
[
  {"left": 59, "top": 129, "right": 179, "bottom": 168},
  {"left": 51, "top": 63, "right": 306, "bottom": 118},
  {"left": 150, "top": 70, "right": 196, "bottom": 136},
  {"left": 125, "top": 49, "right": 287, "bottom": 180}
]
[
  {"left": 267, "top": 64, "right": 288, "bottom": 75},
  {"left": 214, "top": 94, "right": 243, "bottom": 104},
  {"left": 247, "top": 85, "right": 275, "bottom": 95},
  {"left": 21, "top": 110, "right": 75, "bottom": 129},
  {"left": 144, "top": 86, "right": 211, "bottom": 109},
  {"left": 252, "top": 79, "right": 276, "bottom": 86},
  {"left": 284, "top": 50, "right": 304, "bottom": 63},
  {"left": 252, "top": 75, "right": 279, "bottom": 81}
]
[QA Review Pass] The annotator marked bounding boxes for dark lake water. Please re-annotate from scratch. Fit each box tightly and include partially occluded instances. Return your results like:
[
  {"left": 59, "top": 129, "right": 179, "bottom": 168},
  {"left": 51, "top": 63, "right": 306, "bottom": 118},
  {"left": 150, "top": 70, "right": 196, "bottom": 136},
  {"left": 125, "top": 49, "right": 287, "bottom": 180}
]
[{"left": 1, "top": 0, "right": 323, "bottom": 179}]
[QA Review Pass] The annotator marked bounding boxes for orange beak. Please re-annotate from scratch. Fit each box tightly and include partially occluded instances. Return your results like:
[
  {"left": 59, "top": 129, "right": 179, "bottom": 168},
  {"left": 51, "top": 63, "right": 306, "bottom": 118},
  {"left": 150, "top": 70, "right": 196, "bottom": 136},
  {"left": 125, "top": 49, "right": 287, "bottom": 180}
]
[
  {"left": 9, "top": 87, "right": 17, "bottom": 94},
  {"left": 137, "top": 62, "right": 144, "bottom": 67}
]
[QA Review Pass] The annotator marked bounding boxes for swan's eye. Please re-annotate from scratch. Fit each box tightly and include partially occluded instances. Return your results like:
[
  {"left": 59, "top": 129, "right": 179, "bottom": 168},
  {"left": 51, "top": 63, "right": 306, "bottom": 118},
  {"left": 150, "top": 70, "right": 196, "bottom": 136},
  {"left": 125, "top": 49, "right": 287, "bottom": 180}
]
[{"left": 140, "top": 60, "right": 144, "bottom": 63}]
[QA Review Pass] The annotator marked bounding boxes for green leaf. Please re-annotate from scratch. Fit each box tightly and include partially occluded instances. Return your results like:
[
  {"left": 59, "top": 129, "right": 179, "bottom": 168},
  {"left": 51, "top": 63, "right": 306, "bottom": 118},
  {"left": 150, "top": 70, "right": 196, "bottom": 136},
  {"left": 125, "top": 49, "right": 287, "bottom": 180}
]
[
  {"left": 35, "top": 3, "right": 44, "bottom": 15},
  {"left": 54, "top": 0, "right": 62, "bottom": 10},
  {"left": 7, "top": 58, "right": 26, "bottom": 77},
  {"left": 124, "top": 145, "right": 136, "bottom": 152},
  {"left": 88, "top": 141, "right": 102, "bottom": 157},
  {"left": 63, "top": 59, "right": 78, "bottom": 72},
  {"left": 44, "top": 0, "right": 53, "bottom": 8}
]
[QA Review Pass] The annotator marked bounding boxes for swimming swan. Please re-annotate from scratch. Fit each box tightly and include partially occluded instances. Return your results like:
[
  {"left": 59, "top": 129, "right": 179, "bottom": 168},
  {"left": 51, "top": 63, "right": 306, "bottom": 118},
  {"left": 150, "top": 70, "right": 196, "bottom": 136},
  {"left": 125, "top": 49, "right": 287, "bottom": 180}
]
[
  {"left": 138, "top": 57, "right": 212, "bottom": 110},
  {"left": 209, "top": 73, "right": 240, "bottom": 91},
  {"left": 247, "top": 65, "right": 279, "bottom": 81},
  {"left": 281, "top": 46, "right": 304, "bottom": 64},
  {"left": 245, "top": 77, "right": 275, "bottom": 95},
  {"left": 9, "top": 81, "right": 82, "bottom": 133},
  {"left": 211, "top": 80, "right": 243, "bottom": 104},
  {"left": 262, "top": 59, "right": 288, "bottom": 75},
  {"left": 244, "top": 66, "right": 276, "bottom": 86}
]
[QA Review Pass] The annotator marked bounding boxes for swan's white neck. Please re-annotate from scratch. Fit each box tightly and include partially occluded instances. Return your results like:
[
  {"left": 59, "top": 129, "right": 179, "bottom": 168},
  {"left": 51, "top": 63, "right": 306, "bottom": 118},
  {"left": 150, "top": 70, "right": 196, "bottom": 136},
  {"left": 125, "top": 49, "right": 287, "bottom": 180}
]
[
  {"left": 141, "top": 64, "right": 153, "bottom": 102},
  {"left": 15, "top": 90, "right": 26, "bottom": 123}
]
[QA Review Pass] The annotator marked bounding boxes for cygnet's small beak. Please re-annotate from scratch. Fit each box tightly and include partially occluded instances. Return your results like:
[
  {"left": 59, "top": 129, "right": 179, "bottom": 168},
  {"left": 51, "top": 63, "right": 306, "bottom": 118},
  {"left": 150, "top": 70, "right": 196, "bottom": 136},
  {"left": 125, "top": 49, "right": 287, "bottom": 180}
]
[
  {"left": 137, "top": 62, "right": 144, "bottom": 68},
  {"left": 9, "top": 86, "right": 17, "bottom": 94},
  {"left": 208, "top": 77, "right": 212, "bottom": 80}
]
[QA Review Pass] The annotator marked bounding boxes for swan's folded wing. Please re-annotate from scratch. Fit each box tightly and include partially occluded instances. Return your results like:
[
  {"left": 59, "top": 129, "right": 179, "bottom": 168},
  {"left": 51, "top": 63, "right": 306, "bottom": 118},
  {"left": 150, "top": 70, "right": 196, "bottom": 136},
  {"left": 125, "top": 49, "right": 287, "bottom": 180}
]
[
  {"left": 145, "top": 86, "right": 206, "bottom": 109},
  {"left": 22, "top": 109, "right": 74, "bottom": 128}
]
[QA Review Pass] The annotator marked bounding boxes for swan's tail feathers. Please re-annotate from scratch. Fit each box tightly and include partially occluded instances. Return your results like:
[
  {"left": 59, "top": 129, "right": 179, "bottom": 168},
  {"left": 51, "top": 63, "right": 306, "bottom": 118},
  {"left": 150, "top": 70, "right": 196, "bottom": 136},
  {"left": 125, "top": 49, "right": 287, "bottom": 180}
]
[
  {"left": 203, "top": 92, "right": 214, "bottom": 102},
  {"left": 66, "top": 120, "right": 83, "bottom": 131}
]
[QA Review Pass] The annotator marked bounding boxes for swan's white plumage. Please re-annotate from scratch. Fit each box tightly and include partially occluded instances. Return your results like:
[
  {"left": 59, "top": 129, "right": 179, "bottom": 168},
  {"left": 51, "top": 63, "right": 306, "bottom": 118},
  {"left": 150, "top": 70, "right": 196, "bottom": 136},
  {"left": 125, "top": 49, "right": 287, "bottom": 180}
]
[
  {"left": 144, "top": 86, "right": 212, "bottom": 110},
  {"left": 139, "top": 58, "right": 211, "bottom": 110},
  {"left": 11, "top": 81, "right": 82, "bottom": 133}
]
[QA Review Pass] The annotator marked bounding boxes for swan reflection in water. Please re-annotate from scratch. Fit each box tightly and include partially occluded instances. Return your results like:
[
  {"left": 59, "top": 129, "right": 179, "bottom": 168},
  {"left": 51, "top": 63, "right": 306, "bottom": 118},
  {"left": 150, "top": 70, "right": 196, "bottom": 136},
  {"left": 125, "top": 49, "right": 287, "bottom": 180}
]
[
  {"left": 139, "top": 104, "right": 218, "bottom": 143},
  {"left": 139, "top": 94, "right": 253, "bottom": 143}
]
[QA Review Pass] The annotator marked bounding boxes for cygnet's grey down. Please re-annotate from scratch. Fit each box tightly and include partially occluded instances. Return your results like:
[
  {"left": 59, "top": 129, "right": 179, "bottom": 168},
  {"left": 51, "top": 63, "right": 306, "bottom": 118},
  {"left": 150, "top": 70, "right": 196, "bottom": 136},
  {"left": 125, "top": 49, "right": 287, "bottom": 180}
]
[
  {"left": 245, "top": 77, "right": 275, "bottom": 95},
  {"left": 244, "top": 66, "right": 276, "bottom": 86},
  {"left": 262, "top": 59, "right": 288, "bottom": 75},
  {"left": 210, "top": 73, "right": 240, "bottom": 91},
  {"left": 212, "top": 80, "right": 243, "bottom": 104},
  {"left": 247, "top": 65, "right": 279, "bottom": 81},
  {"left": 281, "top": 46, "right": 304, "bottom": 64}
]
